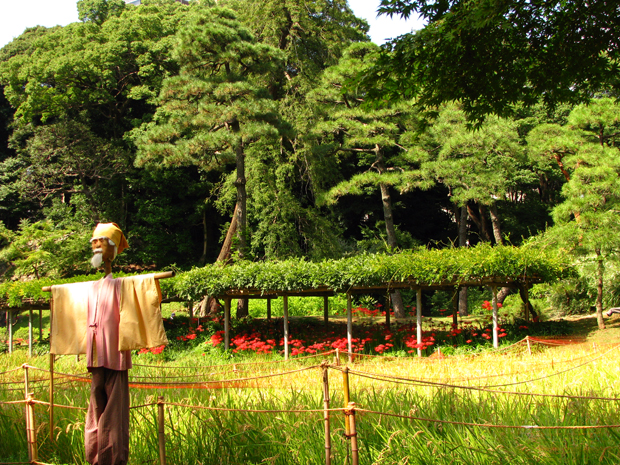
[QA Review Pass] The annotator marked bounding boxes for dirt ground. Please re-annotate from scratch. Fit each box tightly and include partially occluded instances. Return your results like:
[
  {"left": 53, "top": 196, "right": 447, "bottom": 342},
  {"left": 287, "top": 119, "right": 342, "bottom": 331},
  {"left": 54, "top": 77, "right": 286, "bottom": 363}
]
[{"left": 561, "top": 312, "right": 620, "bottom": 344}]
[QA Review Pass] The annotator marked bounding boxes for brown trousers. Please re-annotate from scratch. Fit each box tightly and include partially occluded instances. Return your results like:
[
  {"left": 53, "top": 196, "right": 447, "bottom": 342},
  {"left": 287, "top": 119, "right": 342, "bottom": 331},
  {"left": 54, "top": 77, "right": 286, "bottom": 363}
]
[{"left": 85, "top": 368, "right": 130, "bottom": 465}]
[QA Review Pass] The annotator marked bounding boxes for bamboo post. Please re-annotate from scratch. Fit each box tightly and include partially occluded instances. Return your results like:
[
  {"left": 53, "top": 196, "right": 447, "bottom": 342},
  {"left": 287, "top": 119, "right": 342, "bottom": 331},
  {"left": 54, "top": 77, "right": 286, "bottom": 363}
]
[
  {"left": 158, "top": 396, "right": 166, "bottom": 465},
  {"left": 526, "top": 336, "right": 532, "bottom": 356},
  {"left": 8, "top": 310, "right": 13, "bottom": 354},
  {"left": 385, "top": 291, "right": 391, "bottom": 330},
  {"left": 28, "top": 308, "right": 33, "bottom": 358},
  {"left": 342, "top": 367, "right": 350, "bottom": 436},
  {"left": 416, "top": 288, "right": 423, "bottom": 357},
  {"left": 267, "top": 298, "right": 271, "bottom": 320},
  {"left": 224, "top": 298, "right": 231, "bottom": 351},
  {"left": 346, "top": 293, "right": 352, "bottom": 362},
  {"left": 322, "top": 363, "right": 331, "bottom": 465},
  {"left": 283, "top": 295, "right": 289, "bottom": 360},
  {"left": 335, "top": 348, "right": 340, "bottom": 366},
  {"left": 26, "top": 394, "right": 38, "bottom": 463},
  {"left": 49, "top": 354, "right": 55, "bottom": 443},
  {"left": 492, "top": 285, "right": 499, "bottom": 349},
  {"left": 24, "top": 365, "right": 31, "bottom": 462},
  {"left": 346, "top": 402, "right": 359, "bottom": 465},
  {"left": 324, "top": 295, "right": 329, "bottom": 327}
]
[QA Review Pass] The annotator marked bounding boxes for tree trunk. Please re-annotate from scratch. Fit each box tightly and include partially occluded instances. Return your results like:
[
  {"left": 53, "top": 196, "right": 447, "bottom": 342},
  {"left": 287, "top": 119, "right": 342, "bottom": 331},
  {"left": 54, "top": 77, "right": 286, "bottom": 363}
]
[
  {"left": 196, "top": 205, "right": 239, "bottom": 318},
  {"left": 489, "top": 203, "right": 503, "bottom": 245},
  {"left": 234, "top": 139, "right": 247, "bottom": 259},
  {"left": 458, "top": 205, "right": 469, "bottom": 316},
  {"left": 234, "top": 137, "right": 249, "bottom": 319},
  {"left": 478, "top": 204, "right": 493, "bottom": 243},
  {"left": 376, "top": 147, "right": 405, "bottom": 318},
  {"left": 596, "top": 247, "right": 605, "bottom": 330}
]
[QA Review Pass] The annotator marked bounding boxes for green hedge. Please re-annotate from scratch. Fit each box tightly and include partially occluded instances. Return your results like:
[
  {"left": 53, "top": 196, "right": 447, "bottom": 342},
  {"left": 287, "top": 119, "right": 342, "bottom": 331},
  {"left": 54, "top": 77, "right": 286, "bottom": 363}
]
[{"left": 0, "top": 244, "right": 572, "bottom": 307}]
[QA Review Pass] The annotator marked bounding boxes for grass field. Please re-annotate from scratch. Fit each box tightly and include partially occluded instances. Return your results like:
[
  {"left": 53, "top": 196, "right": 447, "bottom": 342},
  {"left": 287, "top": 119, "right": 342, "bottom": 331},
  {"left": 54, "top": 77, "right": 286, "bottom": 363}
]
[{"left": 1, "top": 314, "right": 620, "bottom": 464}]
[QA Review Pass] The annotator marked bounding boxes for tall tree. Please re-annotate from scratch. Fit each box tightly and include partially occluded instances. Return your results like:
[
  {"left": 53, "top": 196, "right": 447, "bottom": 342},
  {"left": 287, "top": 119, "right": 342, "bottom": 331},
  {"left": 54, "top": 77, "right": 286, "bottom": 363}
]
[
  {"left": 309, "top": 42, "right": 421, "bottom": 318},
  {"left": 133, "top": 6, "right": 285, "bottom": 316},
  {"left": 544, "top": 98, "right": 620, "bottom": 329},
  {"left": 364, "top": 0, "right": 620, "bottom": 123}
]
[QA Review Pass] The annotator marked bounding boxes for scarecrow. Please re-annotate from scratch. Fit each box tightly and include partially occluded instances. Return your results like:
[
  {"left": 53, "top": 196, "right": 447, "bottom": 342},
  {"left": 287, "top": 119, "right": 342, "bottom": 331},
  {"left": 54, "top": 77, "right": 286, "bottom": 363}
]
[{"left": 49, "top": 223, "right": 169, "bottom": 465}]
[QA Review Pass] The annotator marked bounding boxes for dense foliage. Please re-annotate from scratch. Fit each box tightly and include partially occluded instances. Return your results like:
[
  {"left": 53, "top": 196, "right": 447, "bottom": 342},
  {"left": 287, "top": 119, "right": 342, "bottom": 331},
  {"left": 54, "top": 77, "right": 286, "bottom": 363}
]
[{"left": 0, "top": 0, "right": 619, "bottom": 318}]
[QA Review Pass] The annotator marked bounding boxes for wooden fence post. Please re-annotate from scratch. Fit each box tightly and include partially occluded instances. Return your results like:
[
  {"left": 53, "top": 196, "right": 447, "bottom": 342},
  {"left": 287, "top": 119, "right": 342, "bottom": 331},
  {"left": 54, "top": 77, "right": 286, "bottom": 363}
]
[
  {"left": 342, "top": 367, "right": 350, "bottom": 436},
  {"left": 26, "top": 394, "right": 38, "bottom": 463},
  {"left": 526, "top": 336, "right": 532, "bottom": 356},
  {"left": 385, "top": 292, "right": 391, "bottom": 330},
  {"left": 322, "top": 363, "right": 331, "bottom": 465},
  {"left": 346, "top": 402, "right": 359, "bottom": 465},
  {"left": 158, "top": 396, "right": 166, "bottom": 465},
  {"left": 267, "top": 298, "right": 272, "bottom": 321},
  {"left": 49, "top": 353, "right": 55, "bottom": 443}
]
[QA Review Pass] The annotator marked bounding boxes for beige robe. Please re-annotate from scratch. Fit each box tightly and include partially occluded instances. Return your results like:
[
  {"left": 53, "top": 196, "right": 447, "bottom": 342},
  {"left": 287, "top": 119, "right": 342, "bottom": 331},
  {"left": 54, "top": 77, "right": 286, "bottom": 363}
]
[{"left": 50, "top": 274, "right": 168, "bottom": 355}]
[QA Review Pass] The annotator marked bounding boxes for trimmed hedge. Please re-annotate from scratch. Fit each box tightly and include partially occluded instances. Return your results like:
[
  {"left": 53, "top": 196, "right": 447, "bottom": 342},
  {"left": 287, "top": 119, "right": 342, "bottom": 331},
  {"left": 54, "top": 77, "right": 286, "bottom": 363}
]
[{"left": 0, "top": 244, "right": 572, "bottom": 307}]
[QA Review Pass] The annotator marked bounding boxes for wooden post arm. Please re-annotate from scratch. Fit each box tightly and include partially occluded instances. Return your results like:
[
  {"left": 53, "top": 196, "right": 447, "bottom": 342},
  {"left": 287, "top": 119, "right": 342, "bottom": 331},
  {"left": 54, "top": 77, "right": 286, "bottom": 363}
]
[{"left": 41, "top": 271, "right": 175, "bottom": 293}]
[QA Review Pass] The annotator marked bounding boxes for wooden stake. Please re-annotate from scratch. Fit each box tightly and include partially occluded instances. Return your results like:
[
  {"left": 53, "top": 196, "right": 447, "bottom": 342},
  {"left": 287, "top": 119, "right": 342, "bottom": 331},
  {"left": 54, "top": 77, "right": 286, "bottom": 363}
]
[
  {"left": 322, "top": 364, "right": 331, "bottom": 465},
  {"left": 158, "top": 396, "right": 166, "bottom": 465},
  {"left": 283, "top": 295, "right": 289, "bottom": 360},
  {"left": 267, "top": 298, "right": 271, "bottom": 320},
  {"left": 492, "top": 286, "right": 499, "bottom": 349},
  {"left": 26, "top": 395, "right": 38, "bottom": 463},
  {"left": 347, "top": 402, "right": 359, "bottom": 465},
  {"left": 224, "top": 298, "right": 231, "bottom": 351},
  {"left": 346, "top": 293, "right": 352, "bottom": 362},
  {"left": 342, "top": 367, "right": 350, "bottom": 436},
  {"left": 526, "top": 336, "right": 532, "bottom": 356},
  {"left": 416, "top": 289, "right": 422, "bottom": 357},
  {"left": 50, "top": 353, "right": 55, "bottom": 443}
]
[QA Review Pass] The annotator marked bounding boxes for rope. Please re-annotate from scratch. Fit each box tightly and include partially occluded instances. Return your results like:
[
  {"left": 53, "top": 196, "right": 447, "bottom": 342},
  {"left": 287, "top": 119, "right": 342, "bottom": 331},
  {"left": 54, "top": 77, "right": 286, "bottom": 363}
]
[
  {"left": 0, "top": 366, "right": 24, "bottom": 376},
  {"left": 128, "top": 365, "right": 320, "bottom": 389},
  {"left": 30, "top": 399, "right": 86, "bottom": 411},
  {"left": 164, "top": 401, "right": 345, "bottom": 415},
  {"left": 356, "top": 408, "right": 620, "bottom": 430},
  {"left": 343, "top": 365, "right": 620, "bottom": 401},
  {"left": 132, "top": 350, "right": 336, "bottom": 370},
  {"left": 0, "top": 400, "right": 26, "bottom": 405}
]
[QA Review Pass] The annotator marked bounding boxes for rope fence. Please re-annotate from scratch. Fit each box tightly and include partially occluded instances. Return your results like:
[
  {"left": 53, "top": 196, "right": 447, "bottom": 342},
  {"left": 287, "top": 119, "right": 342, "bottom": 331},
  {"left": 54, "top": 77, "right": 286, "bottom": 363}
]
[{"left": 1, "top": 345, "right": 619, "bottom": 465}]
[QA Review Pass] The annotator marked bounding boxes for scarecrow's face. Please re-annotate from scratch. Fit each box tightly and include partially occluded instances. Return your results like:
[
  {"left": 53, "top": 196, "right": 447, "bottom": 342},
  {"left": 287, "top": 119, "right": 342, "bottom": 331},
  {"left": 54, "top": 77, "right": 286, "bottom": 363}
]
[{"left": 91, "top": 237, "right": 115, "bottom": 264}]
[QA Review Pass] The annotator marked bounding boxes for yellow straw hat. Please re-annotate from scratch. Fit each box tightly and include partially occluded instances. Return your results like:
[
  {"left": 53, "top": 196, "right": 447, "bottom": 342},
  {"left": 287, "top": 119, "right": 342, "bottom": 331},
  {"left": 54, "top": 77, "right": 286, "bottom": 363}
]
[{"left": 91, "top": 223, "right": 129, "bottom": 255}]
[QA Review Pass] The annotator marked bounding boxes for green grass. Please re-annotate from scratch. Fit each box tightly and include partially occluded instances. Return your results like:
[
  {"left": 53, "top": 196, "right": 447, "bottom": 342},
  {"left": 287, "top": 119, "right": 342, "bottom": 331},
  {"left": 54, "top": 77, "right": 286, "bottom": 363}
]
[{"left": 2, "top": 335, "right": 620, "bottom": 464}]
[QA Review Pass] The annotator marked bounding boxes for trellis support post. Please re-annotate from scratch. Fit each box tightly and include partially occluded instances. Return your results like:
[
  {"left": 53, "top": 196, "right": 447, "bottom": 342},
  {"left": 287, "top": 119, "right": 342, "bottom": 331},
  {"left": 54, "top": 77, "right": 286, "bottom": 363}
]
[
  {"left": 324, "top": 295, "right": 329, "bottom": 327},
  {"left": 26, "top": 394, "right": 38, "bottom": 463},
  {"left": 267, "top": 298, "right": 271, "bottom": 320},
  {"left": 28, "top": 308, "right": 33, "bottom": 357},
  {"left": 346, "top": 293, "right": 352, "bottom": 362},
  {"left": 224, "top": 298, "right": 231, "bottom": 351},
  {"left": 416, "top": 288, "right": 423, "bottom": 357},
  {"left": 283, "top": 295, "right": 289, "bottom": 360},
  {"left": 492, "top": 285, "right": 499, "bottom": 348}
]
